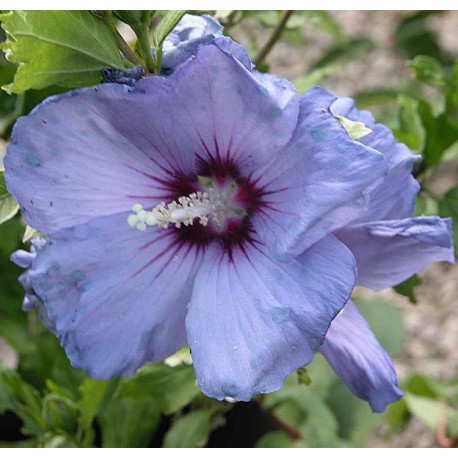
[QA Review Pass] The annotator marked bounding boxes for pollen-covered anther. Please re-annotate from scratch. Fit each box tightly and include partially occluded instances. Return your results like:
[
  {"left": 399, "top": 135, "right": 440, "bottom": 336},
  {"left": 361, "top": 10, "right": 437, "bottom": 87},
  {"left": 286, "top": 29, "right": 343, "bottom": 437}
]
[{"left": 127, "top": 192, "right": 212, "bottom": 231}]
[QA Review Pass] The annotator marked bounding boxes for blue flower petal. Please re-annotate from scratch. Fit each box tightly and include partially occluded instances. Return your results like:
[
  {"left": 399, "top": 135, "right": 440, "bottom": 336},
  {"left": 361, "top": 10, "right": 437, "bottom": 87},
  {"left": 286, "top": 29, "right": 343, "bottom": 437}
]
[
  {"left": 331, "top": 96, "right": 420, "bottom": 222},
  {"left": 5, "top": 44, "right": 298, "bottom": 236},
  {"left": 4, "top": 83, "right": 198, "bottom": 234},
  {"left": 321, "top": 300, "right": 403, "bottom": 413},
  {"left": 251, "top": 86, "right": 388, "bottom": 257},
  {"left": 161, "top": 14, "right": 224, "bottom": 74},
  {"left": 335, "top": 216, "right": 455, "bottom": 290},
  {"left": 137, "top": 43, "right": 299, "bottom": 176},
  {"left": 186, "top": 235, "right": 356, "bottom": 401},
  {"left": 28, "top": 212, "right": 204, "bottom": 378}
]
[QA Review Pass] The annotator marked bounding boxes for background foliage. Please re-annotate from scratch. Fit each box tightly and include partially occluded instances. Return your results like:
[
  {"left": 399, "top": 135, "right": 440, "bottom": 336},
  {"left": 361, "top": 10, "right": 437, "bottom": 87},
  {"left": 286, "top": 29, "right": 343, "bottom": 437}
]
[{"left": 0, "top": 10, "right": 457, "bottom": 448}]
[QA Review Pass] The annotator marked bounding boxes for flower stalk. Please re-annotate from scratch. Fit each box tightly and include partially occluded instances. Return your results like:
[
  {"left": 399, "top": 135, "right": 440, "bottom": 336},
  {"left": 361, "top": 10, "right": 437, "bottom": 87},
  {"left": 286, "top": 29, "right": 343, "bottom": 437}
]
[{"left": 254, "top": 10, "right": 293, "bottom": 68}]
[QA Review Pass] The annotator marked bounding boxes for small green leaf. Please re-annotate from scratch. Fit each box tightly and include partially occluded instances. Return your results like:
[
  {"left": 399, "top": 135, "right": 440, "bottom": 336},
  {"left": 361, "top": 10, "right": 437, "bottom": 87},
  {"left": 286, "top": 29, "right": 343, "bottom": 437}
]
[
  {"left": 164, "top": 346, "right": 192, "bottom": 367},
  {"left": 113, "top": 11, "right": 155, "bottom": 30},
  {"left": 163, "top": 409, "right": 212, "bottom": 448},
  {"left": 408, "top": 55, "right": 446, "bottom": 87},
  {"left": 393, "top": 274, "right": 421, "bottom": 304},
  {"left": 293, "top": 64, "right": 341, "bottom": 94},
  {"left": 22, "top": 225, "right": 39, "bottom": 243},
  {"left": 395, "top": 95, "right": 425, "bottom": 152},
  {"left": 354, "top": 297, "right": 405, "bottom": 357},
  {"left": 153, "top": 11, "right": 186, "bottom": 49},
  {"left": 313, "top": 38, "right": 374, "bottom": 69},
  {"left": 0, "top": 171, "right": 19, "bottom": 225},
  {"left": 116, "top": 362, "right": 200, "bottom": 415},
  {"left": 335, "top": 115, "right": 372, "bottom": 141},
  {"left": 77, "top": 379, "right": 111, "bottom": 431},
  {"left": 418, "top": 100, "right": 458, "bottom": 167},
  {"left": 255, "top": 431, "right": 295, "bottom": 448},
  {"left": 404, "top": 393, "right": 443, "bottom": 430},
  {"left": 0, "top": 365, "right": 45, "bottom": 436},
  {"left": 301, "top": 11, "right": 344, "bottom": 42},
  {"left": 296, "top": 366, "right": 312, "bottom": 386},
  {"left": 98, "top": 397, "right": 160, "bottom": 448},
  {"left": 438, "top": 186, "right": 458, "bottom": 250},
  {"left": 264, "top": 386, "right": 341, "bottom": 447},
  {"left": 1, "top": 10, "right": 125, "bottom": 93}
]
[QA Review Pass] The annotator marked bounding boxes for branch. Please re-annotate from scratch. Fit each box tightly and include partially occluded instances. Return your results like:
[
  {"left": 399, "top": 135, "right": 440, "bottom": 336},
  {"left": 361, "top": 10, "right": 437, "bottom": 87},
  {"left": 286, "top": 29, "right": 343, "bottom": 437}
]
[{"left": 254, "top": 11, "right": 293, "bottom": 68}]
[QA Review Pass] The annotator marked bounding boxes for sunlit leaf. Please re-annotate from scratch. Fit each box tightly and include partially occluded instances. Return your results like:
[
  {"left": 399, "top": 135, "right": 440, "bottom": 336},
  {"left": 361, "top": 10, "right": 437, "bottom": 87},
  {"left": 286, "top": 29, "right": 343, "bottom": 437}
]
[
  {"left": 163, "top": 409, "right": 213, "bottom": 448},
  {"left": 0, "top": 10, "right": 125, "bottom": 93},
  {"left": 153, "top": 10, "right": 186, "bottom": 49}
]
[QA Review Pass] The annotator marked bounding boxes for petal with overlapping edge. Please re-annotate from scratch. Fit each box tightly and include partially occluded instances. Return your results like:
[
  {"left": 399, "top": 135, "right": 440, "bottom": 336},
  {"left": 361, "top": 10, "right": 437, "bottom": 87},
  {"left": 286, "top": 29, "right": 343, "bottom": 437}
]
[
  {"left": 186, "top": 234, "right": 356, "bottom": 401},
  {"left": 161, "top": 14, "right": 223, "bottom": 74},
  {"left": 5, "top": 44, "right": 298, "bottom": 235},
  {"left": 251, "top": 86, "right": 388, "bottom": 258},
  {"left": 27, "top": 212, "right": 204, "bottom": 379},
  {"left": 331, "top": 96, "right": 420, "bottom": 222},
  {"left": 320, "top": 300, "right": 403, "bottom": 413},
  {"left": 136, "top": 44, "right": 299, "bottom": 177},
  {"left": 4, "top": 83, "right": 197, "bottom": 234},
  {"left": 335, "top": 216, "right": 454, "bottom": 290}
]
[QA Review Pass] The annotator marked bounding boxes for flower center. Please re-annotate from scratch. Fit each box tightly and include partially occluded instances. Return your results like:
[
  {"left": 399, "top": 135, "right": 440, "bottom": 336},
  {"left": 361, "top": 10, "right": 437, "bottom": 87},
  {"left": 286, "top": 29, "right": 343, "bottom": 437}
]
[{"left": 127, "top": 178, "right": 245, "bottom": 233}]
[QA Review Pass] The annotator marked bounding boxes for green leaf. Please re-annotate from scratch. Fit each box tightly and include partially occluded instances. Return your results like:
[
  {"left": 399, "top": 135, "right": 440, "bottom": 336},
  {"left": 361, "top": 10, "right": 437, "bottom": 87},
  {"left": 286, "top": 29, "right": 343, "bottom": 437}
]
[
  {"left": 394, "top": 11, "right": 443, "bottom": 60},
  {"left": 354, "top": 297, "right": 405, "bottom": 357},
  {"left": 335, "top": 114, "right": 373, "bottom": 141},
  {"left": 408, "top": 55, "right": 446, "bottom": 87},
  {"left": 22, "top": 225, "right": 39, "bottom": 243},
  {"left": 404, "top": 393, "right": 443, "bottom": 430},
  {"left": 393, "top": 274, "right": 421, "bottom": 304},
  {"left": 301, "top": 11, "right": 344, "bottom": 43},
  {"left": 116, "top": 363, "right": 200, "bottom": 415},
  {"left": 264, "top": 386, "right": 341, "bottom": 447},
  {"left": 406, "top": 374, "right": 440, "bottom": 399},
  {"left": 113, "top": 11, "right": 155, "bottom": 30},
  {"left": 0, "top": 365, "right": 45, "bottom": 436},
  {"left": 42, "top": 433, "right": 78, "bottom": 448},
  {"left": 255, "top": 431, "right": 295, "bottom": 448},
  {"left": 395, "top": 95, "right": 425, "bottom": 152},
  {"left": 0, "top": 10, "right": 125, "bottom": 93},
  {"left": 293, "top": 64, "right": 341, "bottom": 94},
  {"left": 296, "top": 366, "right": 312, "bottom": 386},
  {"left": 163, "top": 409, "right": 212, "bottom": 448},
  {"left": 313, "top": 38, "right": 374, "bottom": 69},
  {"left": 438, "top": 186, "right": 458, "bottom": 250},
  {"left": 442, "top": 140, "right": 458, "bottom": 162},
  {"left": 98, "top": 397, "right": 160, "bottom": 448},
  {"left": 326, "top": 378, "right": 385, "bottom": 447},
  {"left": 77, "top": 379, "right": 111, "bottom": 431},
  {"left": 417, "top": 100, "right": 458, "bottom": 167},
  {"left": 42, "top": 392, "right": 78, "bottom": 433},
  {"left": 386, "top": 398, "right": 410, "bottom": 431},
  {"left": 153, "top": 11, "right": 186, "bottom": 49},
  {"left": 0, "top": 170, "right": 19, "bottom": 225}
]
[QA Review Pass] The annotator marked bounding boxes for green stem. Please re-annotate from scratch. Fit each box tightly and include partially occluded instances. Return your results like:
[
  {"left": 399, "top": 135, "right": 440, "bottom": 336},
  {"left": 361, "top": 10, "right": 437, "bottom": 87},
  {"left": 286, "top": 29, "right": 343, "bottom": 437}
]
[
  {"left": 253, "top": 10, "right": 293, "bottom": 68},
  {"left": 103, "top": 12, "right": 142, "bottom": 67},
  {"left": 135, "top": 25, "right": 157, "bottom": 74}
]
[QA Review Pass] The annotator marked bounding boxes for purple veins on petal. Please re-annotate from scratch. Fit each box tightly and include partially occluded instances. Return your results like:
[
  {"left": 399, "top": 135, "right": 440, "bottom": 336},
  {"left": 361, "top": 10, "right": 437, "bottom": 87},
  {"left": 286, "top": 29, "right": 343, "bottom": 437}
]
[{"left": 7, "top": 33, "right": 453, "bottom": 411}]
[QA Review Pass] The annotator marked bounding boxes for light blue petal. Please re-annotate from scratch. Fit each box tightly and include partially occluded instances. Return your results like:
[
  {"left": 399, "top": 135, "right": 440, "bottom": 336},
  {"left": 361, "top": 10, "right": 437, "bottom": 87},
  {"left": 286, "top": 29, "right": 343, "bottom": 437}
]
[
  {"left": 161, "top": 14, "right": 224, "bottom": 74},
  {"left": 321, "top": 300, "right": 403, "bottom": 413},
  {"left": 335, "top": 216, "right": 455, "bottom": 290},
  {"left": 251, "top": 86, "right": 388, "bottom": 257},
  {"left": 28, "top": 212, "right": 203, "bottom": 378},
  {"left": 137, "top": 43, "right": 299, "bottom": 177},
  {"left": 186, "top": 235, "right": 356, "bottom": 401},
  {"left": 4, "top": 83, "right": 197, "bottom": 234},
  {"left": 331, "top": 96, "right": 420, "bottom": 222}
]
